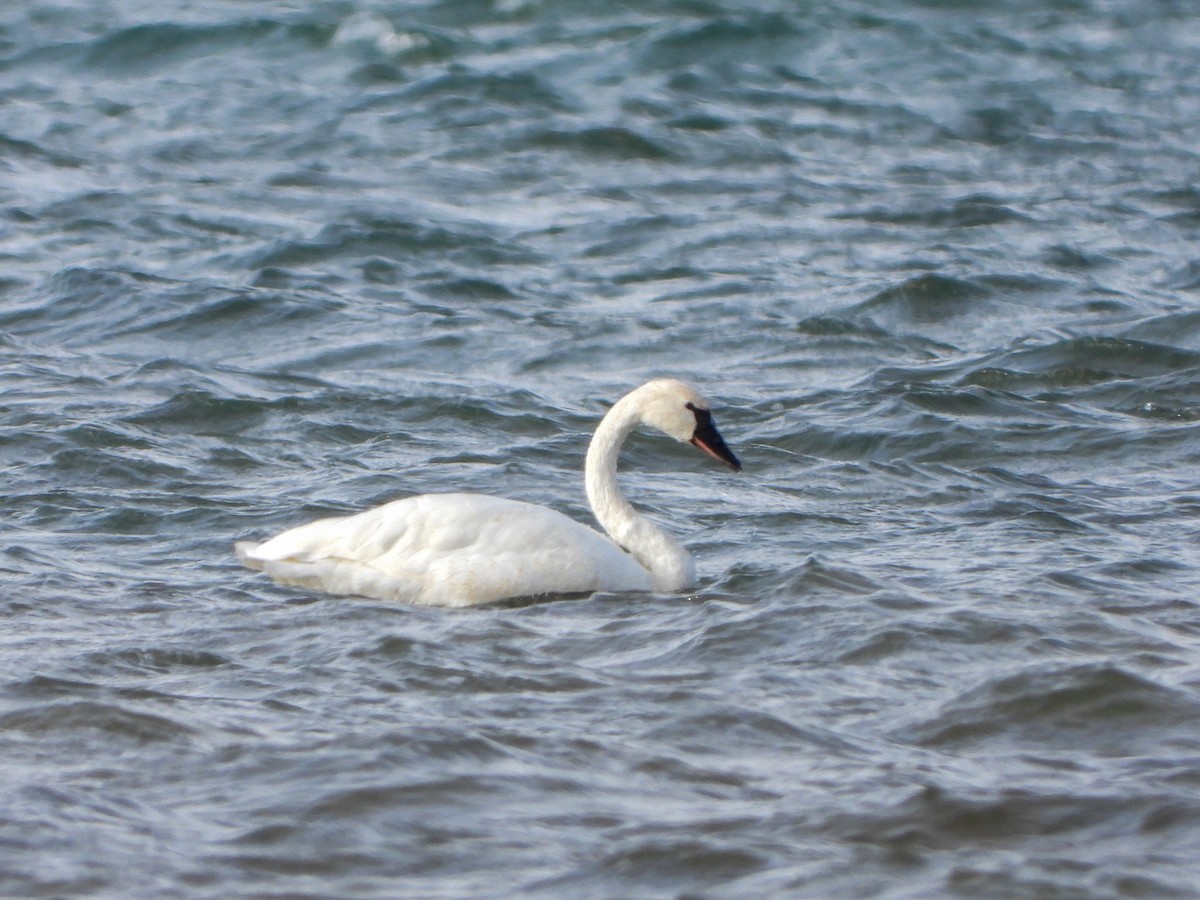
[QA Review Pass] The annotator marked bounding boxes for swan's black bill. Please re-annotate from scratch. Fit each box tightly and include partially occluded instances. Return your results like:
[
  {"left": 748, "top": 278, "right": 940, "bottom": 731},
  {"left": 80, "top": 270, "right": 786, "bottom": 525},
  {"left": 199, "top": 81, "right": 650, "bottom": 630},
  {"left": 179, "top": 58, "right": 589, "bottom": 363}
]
[{"left": 687, "top": 404, "right": 741, "bottom": 472}]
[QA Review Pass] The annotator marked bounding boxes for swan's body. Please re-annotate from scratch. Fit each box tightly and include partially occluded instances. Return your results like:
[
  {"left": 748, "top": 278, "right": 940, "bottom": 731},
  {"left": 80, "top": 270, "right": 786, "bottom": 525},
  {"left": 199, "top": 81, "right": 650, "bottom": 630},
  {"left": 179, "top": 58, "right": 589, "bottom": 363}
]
[
  {"left": 236, "top": 493, "right": 653, "bottom": 606},
  {"left": 235, "top": 379, "right": 740, "bottom": 607}
]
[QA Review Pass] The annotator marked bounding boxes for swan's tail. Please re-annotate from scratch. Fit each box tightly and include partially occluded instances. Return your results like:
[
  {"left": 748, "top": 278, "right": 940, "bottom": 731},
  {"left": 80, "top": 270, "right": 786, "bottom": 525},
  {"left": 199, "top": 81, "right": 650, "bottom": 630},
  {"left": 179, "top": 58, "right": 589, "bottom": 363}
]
[
  {"left": 234, "top": 541, "right": 266, "bottom": 570},
  {"left": 235, "top": 539, "right": 425, "bottom": 603}
]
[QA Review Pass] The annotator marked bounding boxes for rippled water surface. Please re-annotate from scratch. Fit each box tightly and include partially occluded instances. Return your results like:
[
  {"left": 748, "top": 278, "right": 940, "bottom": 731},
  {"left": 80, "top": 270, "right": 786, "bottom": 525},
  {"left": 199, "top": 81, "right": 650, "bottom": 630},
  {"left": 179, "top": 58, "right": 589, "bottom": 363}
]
[{"left": 4, "top": 0, "right": 1200, "bottom": 896}]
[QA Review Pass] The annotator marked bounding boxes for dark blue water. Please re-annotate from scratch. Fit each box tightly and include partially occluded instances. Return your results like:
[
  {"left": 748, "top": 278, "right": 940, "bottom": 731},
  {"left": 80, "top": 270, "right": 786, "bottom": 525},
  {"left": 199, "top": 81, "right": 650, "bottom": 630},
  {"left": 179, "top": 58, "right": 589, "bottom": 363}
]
[{"left": 4, "top": 1, "right": 1200, "bottom": 896}]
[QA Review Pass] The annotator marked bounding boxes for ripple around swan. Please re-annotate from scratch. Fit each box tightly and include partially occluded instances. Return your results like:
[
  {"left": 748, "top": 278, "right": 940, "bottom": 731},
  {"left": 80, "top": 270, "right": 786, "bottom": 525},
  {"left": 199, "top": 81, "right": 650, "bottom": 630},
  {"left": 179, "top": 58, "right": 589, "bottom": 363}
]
[
  {"left": 980, "top": 336, "right": 1200, "bottom": 381},
  {"left": 903, "top": 663, "right": 1200, "bottom": 755},
  {"left": 838, "top": 194, "right": 1032, "bottom": 229},
  {"left": 0, "top": 701, "right": 196, "bottom": 745},
  {"left": 80, "top": 20, "right": 292, "bottom": 73},
  {"left": 550, "top": 836, "right": 770, "bottom": 895},
  {"left": 635, "top": 11, "right": 809, "bottom": 71},
  {"left": 822, "top": 780, "right": 1200, "bottom": 881},
  {"left": 245, "top": 216, "right": 544, "bottom": 272}
]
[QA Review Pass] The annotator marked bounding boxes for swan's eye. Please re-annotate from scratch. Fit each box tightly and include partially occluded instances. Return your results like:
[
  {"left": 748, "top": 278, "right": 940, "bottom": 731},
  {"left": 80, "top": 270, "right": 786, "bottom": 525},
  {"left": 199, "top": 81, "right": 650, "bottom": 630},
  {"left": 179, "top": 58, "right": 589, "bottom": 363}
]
[{"left": 686, "top": 402, "right": 712, "bottom": 428}]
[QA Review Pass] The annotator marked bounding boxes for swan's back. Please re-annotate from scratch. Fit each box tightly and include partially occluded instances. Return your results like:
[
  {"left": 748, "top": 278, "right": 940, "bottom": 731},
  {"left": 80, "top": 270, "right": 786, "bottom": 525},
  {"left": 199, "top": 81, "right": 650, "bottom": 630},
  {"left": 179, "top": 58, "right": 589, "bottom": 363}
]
[{"left": 236, "top": 493, "right": 651, "bottom": 607}]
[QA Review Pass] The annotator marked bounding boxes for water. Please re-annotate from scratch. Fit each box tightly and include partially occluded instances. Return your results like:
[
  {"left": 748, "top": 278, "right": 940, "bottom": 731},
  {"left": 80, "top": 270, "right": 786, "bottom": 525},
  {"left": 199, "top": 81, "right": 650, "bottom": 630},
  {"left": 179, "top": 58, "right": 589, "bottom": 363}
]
[{"left": 3, "top": 0, "right": 1200, "bottom": 895}]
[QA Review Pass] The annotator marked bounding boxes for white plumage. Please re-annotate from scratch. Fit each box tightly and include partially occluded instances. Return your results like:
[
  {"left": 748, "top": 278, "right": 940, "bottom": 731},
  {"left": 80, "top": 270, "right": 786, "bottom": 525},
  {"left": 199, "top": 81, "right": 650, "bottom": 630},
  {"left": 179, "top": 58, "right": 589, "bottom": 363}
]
[{"left": 235, "top": 379, "right": 740, "bottom": 607}]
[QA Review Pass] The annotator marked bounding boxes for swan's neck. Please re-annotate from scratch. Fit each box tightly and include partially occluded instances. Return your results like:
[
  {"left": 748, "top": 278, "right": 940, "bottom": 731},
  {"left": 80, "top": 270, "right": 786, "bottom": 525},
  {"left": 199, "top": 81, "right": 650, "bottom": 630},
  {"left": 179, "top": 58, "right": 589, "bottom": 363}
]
[{"left": 584, "top": 395, "right": 696, "bottom": 592}]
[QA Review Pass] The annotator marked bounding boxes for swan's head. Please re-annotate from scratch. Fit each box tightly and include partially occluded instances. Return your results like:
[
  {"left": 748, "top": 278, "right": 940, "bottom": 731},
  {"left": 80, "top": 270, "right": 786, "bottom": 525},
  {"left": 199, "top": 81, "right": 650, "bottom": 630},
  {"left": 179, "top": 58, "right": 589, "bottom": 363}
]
[{"left": 632, "top": 379, "right": 741, "bottom": 472}]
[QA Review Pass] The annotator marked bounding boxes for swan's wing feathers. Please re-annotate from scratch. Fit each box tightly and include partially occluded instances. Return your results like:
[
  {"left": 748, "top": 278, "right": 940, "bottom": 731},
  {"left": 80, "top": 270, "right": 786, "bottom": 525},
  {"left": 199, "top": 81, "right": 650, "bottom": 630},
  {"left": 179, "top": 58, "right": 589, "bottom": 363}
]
[
  {"left": 369, "top": 495, "right": 608, "bottom": 571},
  {"left": 248, "top": 497, "right": 422, "bottom": 565}
]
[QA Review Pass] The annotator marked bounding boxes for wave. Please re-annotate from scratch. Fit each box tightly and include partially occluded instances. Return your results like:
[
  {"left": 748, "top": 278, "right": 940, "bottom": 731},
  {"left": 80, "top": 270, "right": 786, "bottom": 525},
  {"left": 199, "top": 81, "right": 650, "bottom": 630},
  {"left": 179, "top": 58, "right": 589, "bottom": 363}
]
[
  {"left": 904, "top": 663, "right": 1200, "bottom": 753},
  {"left": 0, "top": 700, "right": 196, "bottom": 744}
]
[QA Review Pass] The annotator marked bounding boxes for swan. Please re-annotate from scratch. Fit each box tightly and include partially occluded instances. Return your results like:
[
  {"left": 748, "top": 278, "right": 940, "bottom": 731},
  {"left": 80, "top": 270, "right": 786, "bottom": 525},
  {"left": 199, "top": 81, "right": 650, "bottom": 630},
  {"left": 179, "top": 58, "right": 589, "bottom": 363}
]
[{"left": 234, "top": 378, "right": 740, "bottom": 607}]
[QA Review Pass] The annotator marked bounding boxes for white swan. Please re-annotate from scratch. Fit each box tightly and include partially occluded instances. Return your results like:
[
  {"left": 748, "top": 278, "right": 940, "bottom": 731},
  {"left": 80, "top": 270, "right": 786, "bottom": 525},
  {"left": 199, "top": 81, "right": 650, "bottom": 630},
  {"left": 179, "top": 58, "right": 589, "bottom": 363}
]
[{"left": 235, "top": 379, "right": 740, "bottom": 607}]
